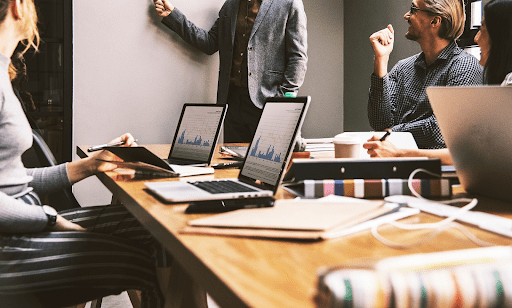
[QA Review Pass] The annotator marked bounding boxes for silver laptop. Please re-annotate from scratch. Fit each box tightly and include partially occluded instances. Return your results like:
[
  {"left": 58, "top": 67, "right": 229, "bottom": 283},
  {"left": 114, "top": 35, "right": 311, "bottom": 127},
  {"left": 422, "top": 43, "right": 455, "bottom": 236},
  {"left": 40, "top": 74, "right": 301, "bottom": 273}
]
[
  {"left": 166, "top": 103, "right": 227, "bottom": 165},
  {"left": 427, "top": 86, "right": 512, "bottom": 202},
  {"left": 106, "top": 104, "right": 227, "bottom": 168},
  {"left": 145, "top": 96, "right": 311, "bottom": 202}
]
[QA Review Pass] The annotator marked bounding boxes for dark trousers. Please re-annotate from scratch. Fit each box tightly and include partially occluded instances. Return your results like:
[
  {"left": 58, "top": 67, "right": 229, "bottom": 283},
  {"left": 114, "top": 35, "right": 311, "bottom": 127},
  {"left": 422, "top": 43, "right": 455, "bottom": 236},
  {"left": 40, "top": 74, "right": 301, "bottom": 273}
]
[
  {"left": 224, "top": 85, "right": 263, "bottom": 143},
  {"left": 0, "top": 205, "right": 170, "bottom": 308}
]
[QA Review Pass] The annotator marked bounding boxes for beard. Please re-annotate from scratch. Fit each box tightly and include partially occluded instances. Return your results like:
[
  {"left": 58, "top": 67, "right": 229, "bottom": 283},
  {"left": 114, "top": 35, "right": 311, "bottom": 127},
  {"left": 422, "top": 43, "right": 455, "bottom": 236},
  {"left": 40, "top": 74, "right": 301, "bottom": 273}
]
[
  {"left": 405, "top": 24, "right": 420, "bottom": 41},
  {"left": 405, "top": 31, "right": 420, "bottom": 41}
]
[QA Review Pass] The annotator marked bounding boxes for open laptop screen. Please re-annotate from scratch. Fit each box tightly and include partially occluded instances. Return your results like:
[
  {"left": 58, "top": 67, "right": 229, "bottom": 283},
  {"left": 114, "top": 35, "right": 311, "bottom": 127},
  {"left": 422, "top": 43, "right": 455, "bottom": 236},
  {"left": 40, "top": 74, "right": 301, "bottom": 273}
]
[
  {"left": 168, "top": 104, "right": 227, "bottom": 163},
  {"left": 239, "top": 98, "right": 310, "bottom": 187},
  {"left": 427, "top": 86, "right": 512, "bottom": 203}
]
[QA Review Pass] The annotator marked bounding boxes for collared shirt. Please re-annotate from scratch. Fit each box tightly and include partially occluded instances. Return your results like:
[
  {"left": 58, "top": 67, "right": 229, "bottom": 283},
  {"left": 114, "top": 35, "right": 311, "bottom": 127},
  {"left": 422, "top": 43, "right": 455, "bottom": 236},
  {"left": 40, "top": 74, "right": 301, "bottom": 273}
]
[
  {"left": 230, "top": 0, "right": 262, "bottom": 88},
  {"left": 368, "top": 41, "right": 483, "bottom": 149},
  {"left": 502, "top": 72, "right": 512, "bottom": 86}
]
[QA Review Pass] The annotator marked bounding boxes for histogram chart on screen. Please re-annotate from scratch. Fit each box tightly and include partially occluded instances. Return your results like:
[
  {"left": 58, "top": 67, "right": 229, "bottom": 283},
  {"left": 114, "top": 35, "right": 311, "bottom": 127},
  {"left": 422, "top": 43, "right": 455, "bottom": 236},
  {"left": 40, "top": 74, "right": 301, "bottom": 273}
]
[
  {"left": 241, "top": 103, "right": 304, "bottom": 185},
  {"left": 171, "top": 106, "right": 224, "bottom": 161}
]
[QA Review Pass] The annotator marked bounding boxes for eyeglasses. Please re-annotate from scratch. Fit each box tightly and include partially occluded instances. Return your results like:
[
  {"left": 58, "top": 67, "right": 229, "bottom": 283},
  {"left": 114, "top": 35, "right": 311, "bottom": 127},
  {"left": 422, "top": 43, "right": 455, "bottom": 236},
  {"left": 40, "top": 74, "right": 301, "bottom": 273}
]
[{"left": 409, "top": 3, "right": 433, "bottom": 15}]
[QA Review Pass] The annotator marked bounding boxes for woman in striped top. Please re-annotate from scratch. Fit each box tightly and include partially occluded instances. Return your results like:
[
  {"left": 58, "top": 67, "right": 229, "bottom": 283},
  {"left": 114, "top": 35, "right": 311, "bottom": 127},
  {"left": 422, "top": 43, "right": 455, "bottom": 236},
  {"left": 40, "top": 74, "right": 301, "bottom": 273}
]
[{"left": 0, "top": 1, "right": 173, "bottom": 307}]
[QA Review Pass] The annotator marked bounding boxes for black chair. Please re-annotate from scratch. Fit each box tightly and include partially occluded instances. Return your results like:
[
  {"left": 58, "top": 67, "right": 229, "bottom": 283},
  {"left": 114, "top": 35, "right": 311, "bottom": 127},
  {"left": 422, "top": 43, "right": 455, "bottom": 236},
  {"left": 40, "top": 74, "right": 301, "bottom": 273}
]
[
  {"left": 22, "top": 129, "right": 80, "bottom": 211},
  {"left": 22, "top": 130, "right": 141, "bottom": 308}
]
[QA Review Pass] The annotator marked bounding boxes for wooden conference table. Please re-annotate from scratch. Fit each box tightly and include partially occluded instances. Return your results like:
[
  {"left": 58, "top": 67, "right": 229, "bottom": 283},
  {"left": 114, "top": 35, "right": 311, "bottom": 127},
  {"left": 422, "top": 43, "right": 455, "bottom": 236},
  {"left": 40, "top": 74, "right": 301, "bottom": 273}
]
[{"left": 77, "top": 144, "right": 512, "bottom": 308}]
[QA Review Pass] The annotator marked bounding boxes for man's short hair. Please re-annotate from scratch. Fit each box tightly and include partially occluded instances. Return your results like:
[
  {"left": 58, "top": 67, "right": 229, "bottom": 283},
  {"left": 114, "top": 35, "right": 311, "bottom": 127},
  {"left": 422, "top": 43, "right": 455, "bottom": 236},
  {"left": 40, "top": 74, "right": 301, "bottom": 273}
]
[{"left": 424, "top": 0, "right": 466, "bottom": 40}]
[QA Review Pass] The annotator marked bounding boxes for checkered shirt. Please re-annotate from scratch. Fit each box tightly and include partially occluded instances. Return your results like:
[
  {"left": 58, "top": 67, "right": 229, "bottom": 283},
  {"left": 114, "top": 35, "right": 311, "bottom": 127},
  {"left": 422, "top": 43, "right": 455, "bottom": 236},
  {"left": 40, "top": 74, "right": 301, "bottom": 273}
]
[{"left": 368, "top": 41, "right": 483, "bottom": 149}]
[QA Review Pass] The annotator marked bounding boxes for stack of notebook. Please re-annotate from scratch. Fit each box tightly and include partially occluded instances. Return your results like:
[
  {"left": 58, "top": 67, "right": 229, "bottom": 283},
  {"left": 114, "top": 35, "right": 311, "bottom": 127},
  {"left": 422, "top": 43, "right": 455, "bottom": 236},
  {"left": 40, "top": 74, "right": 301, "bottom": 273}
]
[
  {"left": 315, "top": 246, "right": 512, "bottom": 308},
  {"left": 284, "top": 178, "right": 452, "bottom": 199}
]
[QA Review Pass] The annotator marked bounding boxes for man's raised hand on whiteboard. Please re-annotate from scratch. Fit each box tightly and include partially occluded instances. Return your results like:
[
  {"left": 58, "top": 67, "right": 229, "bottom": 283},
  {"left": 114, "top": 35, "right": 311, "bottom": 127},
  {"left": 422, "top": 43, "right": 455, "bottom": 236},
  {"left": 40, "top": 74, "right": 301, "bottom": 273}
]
[{"left": 154, "top": 0, "right": 174, "bottom": 18}]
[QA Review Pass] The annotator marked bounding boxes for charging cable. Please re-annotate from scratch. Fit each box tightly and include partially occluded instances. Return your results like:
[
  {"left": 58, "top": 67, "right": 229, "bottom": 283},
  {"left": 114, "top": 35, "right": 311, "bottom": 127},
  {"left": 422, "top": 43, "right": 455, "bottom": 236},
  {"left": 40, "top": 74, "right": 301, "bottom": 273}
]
[{"left": 371, "top": 168, "right": 495, "bottom": 249}]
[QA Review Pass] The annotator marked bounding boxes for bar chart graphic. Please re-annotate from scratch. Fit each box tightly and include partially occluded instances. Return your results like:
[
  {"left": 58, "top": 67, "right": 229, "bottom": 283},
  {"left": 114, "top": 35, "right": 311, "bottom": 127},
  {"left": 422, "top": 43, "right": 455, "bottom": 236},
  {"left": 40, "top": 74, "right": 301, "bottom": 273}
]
[
  {"left": 171, "top": 106, "right": 224, "bottom": 161},
  {"left": 241, "top": 103, "right": 304, "bottom": 184},
  {"left": 250, "top": 136, "right": 282, "bottom": 162},
  {"left": 177, "top": 130, "right": 211, "bottom": 147}
]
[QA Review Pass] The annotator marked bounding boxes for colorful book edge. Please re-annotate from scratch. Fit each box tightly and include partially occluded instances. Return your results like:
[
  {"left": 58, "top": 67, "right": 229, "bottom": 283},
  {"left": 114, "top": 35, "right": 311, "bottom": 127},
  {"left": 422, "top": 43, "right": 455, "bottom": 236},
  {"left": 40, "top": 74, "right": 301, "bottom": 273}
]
[{"left": 301, "top": 179, "right": 451, "bottom": 199}]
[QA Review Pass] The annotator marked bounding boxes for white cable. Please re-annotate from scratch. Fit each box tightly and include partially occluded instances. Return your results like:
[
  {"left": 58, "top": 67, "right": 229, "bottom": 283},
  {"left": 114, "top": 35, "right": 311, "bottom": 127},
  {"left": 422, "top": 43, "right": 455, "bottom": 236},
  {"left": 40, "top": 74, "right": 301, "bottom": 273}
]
[
  {"left": 408, "top": 168, "right": 476, "bottom": 206},
  {"left": 389, "top": 198, "right": 478, "bottom": 230},
  {"left": 372, "top": 168, "right": 495, "bottom": 248},
  {"left": 371, "top": 221, "right": 453, "bottom": 249},
  {"left": 371, "top": 221, "right": 495, "bottom": 249},
  {"left": 407, "top": 168, "right": 439, "bottom": 199}
]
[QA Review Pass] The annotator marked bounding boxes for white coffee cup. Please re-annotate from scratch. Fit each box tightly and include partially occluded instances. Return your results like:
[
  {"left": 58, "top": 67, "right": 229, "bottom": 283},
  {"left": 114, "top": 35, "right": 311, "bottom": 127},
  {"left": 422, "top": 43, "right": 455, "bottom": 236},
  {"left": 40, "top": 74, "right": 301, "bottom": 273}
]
[{"left": 333, "top": 133, "right": 361, "bottom": 158}]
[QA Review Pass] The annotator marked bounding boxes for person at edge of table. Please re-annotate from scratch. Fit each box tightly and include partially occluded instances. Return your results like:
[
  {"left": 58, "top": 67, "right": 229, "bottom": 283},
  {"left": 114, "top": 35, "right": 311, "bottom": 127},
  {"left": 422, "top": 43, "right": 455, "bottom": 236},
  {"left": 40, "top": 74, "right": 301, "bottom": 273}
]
[
  {"left": 152, "top": 0, "right": 308, "bottom": 142},
  {"left": 364, "top": 0, "right": 512, "bottom": 165},
  {"left": 0, "top": 0, "right": 177, "bottom": 307},
  {"left": 366, "top": 0, "right": 482, "bottom": 152}
]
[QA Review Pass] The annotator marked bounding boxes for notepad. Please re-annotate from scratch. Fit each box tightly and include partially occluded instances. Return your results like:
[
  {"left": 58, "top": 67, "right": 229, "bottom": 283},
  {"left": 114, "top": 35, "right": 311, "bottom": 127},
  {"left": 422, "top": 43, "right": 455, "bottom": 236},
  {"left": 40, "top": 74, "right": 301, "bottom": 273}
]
[
  {"left": 304, "top": 132, "right": 418, "bottom": 158},
  {"left": 181, "top": 199, "right": 392, "bottom": 241}
]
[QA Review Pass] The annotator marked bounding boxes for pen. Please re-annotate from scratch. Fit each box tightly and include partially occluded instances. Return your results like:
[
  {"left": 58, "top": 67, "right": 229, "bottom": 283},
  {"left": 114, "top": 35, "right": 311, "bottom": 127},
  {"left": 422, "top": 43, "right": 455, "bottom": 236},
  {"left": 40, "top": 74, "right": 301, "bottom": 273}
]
[
  {"left": 211, "top": 161, "right": 244, "bottom": 169},
  {"left": 87, "top": 139, "right": 138, "bottom": 152},
  {"left": 379, "top": 129, "right": 392, "bottom": 142},
  {"left": 220, "top": 146, "right": 242, "bottom": 157}
]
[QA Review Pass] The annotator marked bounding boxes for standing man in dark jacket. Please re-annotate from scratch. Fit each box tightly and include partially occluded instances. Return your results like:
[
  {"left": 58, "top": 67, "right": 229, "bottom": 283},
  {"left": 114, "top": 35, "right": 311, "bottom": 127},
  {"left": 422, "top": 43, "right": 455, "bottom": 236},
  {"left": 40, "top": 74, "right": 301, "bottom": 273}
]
[{"left": 154, "top": 0, "right": 308, "bottom": 142}]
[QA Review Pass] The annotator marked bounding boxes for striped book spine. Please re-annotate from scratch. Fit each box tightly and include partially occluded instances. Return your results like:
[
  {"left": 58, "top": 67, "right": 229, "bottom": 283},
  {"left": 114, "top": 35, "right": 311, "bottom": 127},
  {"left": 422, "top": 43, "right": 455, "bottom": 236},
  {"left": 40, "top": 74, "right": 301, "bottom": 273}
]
[
  {"left": 317, "top": 262, "right": 511, "bottom": 308},
  {"left": 303, "top": 179, "right": 451, "bottom": 199}
]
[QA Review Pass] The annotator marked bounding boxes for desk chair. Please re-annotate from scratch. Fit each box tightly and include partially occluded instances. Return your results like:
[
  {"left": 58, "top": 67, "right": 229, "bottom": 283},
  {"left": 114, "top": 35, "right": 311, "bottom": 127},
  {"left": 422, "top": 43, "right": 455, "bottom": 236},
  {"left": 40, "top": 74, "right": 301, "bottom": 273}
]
[
  {"left": 22, "top": 129, "right": 80, "bottom": 210},
  {"left": 22, "top": 130, "right": 141, "bottom": 308}
]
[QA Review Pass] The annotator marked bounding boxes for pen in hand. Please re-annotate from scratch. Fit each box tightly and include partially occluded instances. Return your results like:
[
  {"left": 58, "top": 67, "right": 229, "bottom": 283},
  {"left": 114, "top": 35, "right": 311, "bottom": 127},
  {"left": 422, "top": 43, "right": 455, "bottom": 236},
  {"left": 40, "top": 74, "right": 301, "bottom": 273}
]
[
  {"left": 379, "top": 129, "right": 392, "bottom": 142},
  {"left": 87, "top": 139, "right": 137, "bottom": 152}
]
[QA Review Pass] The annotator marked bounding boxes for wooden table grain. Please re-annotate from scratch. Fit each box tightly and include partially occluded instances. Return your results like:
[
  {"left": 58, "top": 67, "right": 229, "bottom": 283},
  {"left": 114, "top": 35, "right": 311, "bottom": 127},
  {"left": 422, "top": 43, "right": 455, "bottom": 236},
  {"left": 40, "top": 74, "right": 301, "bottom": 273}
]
[{"left": 77, "top": 144, "right": 512, "bottom": 308}]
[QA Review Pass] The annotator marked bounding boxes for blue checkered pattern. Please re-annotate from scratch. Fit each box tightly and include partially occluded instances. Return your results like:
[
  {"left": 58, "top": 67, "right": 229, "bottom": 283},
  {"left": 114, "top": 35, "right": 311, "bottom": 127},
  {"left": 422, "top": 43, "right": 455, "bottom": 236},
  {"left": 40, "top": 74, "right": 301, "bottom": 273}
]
[{"left": 368, "top": 41, "right": 483, "bottom": 149}]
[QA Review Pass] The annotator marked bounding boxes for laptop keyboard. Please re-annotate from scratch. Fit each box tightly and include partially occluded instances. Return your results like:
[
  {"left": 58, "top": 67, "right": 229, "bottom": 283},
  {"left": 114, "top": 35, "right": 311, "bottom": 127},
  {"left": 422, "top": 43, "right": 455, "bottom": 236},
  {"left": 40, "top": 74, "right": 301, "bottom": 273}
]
[{"left": 190, "top": 180, "right": 258, "bottom": 194}]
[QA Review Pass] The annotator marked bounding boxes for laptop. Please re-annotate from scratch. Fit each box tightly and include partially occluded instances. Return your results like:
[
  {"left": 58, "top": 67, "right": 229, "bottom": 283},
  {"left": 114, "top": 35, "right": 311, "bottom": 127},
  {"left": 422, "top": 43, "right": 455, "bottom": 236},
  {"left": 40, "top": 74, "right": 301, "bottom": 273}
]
[
  {"left": 145, "top": 96, "right": 311, "bottom": 202},
  {"left": 427, "top": 86, "right": 512, "bottom": 203},
  {"left": 106, "top": 104, "right": 227, "bottom": 168}
]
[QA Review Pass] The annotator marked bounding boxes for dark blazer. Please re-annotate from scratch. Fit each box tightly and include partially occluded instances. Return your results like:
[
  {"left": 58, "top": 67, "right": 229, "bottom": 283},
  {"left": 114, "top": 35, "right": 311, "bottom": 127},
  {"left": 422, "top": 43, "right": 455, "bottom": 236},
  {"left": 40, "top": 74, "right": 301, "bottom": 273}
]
[{"left": 162, "top": 0, "right": 308, "bottom": 108}]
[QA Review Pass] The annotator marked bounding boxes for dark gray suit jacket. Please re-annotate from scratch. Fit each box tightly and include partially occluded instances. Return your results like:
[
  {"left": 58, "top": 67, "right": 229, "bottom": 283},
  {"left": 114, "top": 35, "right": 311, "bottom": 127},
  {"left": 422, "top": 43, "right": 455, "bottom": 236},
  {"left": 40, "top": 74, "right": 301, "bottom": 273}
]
[{"left": 162, "top": 0, "right": 308, "bottom": 108}]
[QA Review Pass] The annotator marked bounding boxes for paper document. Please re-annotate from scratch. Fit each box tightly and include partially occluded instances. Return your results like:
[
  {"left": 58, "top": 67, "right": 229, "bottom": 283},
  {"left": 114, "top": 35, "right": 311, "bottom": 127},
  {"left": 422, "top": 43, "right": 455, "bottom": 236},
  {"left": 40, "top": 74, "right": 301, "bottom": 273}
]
[
  {"left": 181, "top": 199, "right": 393, "bottom": 241},
  {"left": 347, "top": 132, "right": 418, "bottom": 159},
  {"left": 168, "top": 164, "right": 214, "bottom": 177},
  {"left": 316, "top": 195, "right": 419, "bottom": 238},
  {"left": 304, "top": 132, "right": 418, "bottom": 158},
  {"left": 304, "top": 138, "right": 334, "bottom": 144}
]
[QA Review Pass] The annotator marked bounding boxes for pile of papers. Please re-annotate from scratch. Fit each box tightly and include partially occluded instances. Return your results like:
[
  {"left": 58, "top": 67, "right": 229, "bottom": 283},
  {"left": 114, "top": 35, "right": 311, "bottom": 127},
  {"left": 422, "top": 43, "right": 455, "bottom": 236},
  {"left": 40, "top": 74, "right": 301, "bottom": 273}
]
[{"left": 304, "top": 138, "right": 334, "bottom": 152}]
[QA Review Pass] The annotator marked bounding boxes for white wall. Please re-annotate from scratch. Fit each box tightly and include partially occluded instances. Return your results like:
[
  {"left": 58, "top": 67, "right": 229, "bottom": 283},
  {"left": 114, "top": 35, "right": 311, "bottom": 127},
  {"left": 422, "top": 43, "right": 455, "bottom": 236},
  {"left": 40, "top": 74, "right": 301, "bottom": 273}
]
[
  {"left": 300, "top": 0, "right": 344, "bottom": 138},
  {"left": 72, "top": 0, "right": 344, "bottom": 206},
  {"left": 72, "top": 0, "right": 222, "bottom": 205}
]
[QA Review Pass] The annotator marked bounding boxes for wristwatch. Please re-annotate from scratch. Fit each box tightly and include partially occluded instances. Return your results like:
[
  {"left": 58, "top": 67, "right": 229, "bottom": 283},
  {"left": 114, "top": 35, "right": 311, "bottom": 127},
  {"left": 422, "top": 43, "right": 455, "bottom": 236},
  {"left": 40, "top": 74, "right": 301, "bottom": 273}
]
[{"left": 42, "top": 205, "right": 57, "bottom": 229}]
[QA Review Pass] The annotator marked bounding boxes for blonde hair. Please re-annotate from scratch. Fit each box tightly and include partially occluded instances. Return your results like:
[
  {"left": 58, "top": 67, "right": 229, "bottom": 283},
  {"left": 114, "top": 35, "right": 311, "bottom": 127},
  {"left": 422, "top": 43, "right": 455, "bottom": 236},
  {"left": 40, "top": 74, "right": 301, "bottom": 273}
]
[
  {"left": 2, "top": 0, "right": 40, "bottom": 80},
  {"left": 18, "top": 0, "right": 40, "bottom": 53},
  {"left": 424, "top": 0, "right": 466, "bottom": 40}
]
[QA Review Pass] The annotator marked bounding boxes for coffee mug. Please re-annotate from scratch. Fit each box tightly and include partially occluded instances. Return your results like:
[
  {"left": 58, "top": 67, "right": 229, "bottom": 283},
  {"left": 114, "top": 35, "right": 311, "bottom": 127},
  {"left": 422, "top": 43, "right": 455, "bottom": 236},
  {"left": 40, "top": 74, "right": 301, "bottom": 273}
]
[{"left": 333, "top": 133, "right": 361, "bottom": 158}]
